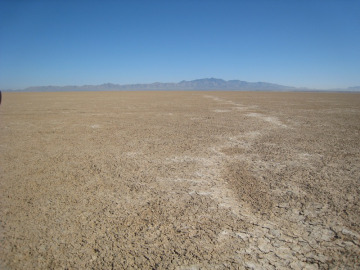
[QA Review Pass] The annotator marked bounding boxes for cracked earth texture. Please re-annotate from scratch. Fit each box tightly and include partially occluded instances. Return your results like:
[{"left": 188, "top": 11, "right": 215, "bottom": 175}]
[{"left": 1, "top": 91, "right": 359, "bottom": 269}]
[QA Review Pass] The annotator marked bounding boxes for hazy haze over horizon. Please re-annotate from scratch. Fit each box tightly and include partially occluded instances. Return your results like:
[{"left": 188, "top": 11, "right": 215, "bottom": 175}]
[{"left": 0, "top": 0, "right": 359, "bottom": 90}]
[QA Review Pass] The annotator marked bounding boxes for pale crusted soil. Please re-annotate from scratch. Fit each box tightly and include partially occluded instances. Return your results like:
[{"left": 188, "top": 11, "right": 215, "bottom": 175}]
[{"left": 0, "top": 91, "right": 359, "bottom": 269}]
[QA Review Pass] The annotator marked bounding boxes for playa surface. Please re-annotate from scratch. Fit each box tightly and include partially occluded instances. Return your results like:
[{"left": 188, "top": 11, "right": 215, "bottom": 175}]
[{"left": 1, "top": 91, "right": 359, "bottom": 269}]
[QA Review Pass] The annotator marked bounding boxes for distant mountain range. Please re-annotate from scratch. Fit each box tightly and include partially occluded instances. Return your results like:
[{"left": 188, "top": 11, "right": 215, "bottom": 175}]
[
  {"left": 2, "top": 78, "right": 360, "bottom": 92},
  {"left": 347, "top": 86, "right": 360, "bottom": 91}
]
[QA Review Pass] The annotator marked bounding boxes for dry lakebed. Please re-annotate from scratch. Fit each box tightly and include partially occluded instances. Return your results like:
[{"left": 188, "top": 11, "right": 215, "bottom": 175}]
[{"left": 1, "top": 91, "right": 359, "bottom": 269}]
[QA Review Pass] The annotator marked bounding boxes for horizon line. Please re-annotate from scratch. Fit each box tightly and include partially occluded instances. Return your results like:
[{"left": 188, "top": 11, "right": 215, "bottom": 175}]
[{"left": 1, "top": 78, "right": 359, "bottom": 91}]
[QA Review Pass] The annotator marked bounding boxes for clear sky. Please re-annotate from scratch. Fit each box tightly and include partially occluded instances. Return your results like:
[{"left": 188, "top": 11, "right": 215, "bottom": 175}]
[{"left": 0, "top": 0, "right": 359, "bottom": 89}]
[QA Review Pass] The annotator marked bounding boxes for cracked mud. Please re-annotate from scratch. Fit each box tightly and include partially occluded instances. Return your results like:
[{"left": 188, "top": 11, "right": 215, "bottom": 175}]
[{"left": 1, "top": 91, "right": 359, "bottom": 269}]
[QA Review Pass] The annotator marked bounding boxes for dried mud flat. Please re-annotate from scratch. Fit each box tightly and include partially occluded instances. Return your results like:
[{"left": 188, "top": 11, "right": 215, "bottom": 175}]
[{"left": 1, "top": 91, "right": 360, "bottom": 269}]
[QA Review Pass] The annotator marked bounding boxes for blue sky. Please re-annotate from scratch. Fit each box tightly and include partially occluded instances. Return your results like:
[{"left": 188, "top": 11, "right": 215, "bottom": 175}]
[{"left": 0, "top": 0, "right": 359, "bottom": 89}]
